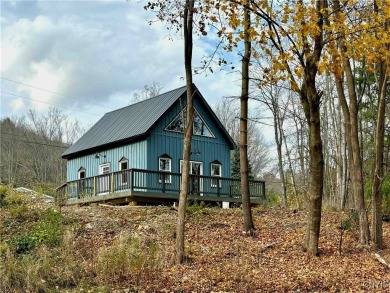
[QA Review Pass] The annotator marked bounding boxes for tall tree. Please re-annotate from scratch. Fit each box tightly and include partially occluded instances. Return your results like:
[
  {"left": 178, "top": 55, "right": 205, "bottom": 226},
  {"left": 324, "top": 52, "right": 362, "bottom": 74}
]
[
  {"left": 371, "top": 0, "right": 389, "bottom": 249},
  {"left": 332, "top": 0, "right": 370, "bottom": 244},
  {"left": 176, "top": 0, "right": 195, "bottom": 264},
  {"left": 255, "top": 83, "right": 288, "bottom": 207},
  {"left": 248, "top": 0, "right": 328, "bottom": 254},
  {"left": 240, "top": 0, "right": 255, "bottom": 232},
  {"left": 144, "top": 0, "right": 200, "bottom": 264},
  {"left": 327, "top": 0, "right": 389, "bottom": 244}
]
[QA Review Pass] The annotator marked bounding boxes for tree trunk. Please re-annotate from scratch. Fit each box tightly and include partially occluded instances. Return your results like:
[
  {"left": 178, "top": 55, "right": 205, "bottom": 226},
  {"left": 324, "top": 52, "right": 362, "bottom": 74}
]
[
  {"left": 302, "top": 74, "right": 324, "bottom": 255},
  {"left": 334, "top": 76, "right": 354, "bottom": 210},
  {"left": 371, "top": 3, "right": 388, "bottom": 248},
  {"left": 274, "top": 112, "right": 287, "bottom": 208},
  {"left": 371, "top": 62, "right": 387, "bottom": 249},
  {"left": 332, "top": 0, "right": 370, "bottom": 245},
  {"left": 345, "top": 60, "right": 370, "bottom": 245},
  {"left": 282, "top": 129, "right": 300, "bottom": 208},
  {"left": 176, "top": 0, "right": 195, "bottom": 264},
  {"left": 240, "top": 3, "right": 255, "bottom": 232}
]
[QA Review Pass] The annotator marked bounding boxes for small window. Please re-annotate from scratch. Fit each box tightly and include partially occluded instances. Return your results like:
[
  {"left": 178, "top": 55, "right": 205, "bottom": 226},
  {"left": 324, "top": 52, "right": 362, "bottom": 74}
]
[
  {"left": 159, "top": 156, "right": 172, "bottom": 184},
  {"left": 99, "top": 163, "right": 110, "bottom": 175},
  {"left": 78, "top": 168, "right": 86, "bottom": 179},
  {"left": 119, "top": 158, "right": 128, "bottom": 185},
  {"left": 211, "top": 163, "right": 222, "bottom": 187}
]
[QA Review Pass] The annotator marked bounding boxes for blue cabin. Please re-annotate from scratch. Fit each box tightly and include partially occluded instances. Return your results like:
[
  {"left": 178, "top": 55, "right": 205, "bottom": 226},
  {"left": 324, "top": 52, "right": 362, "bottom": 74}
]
[{"left": 58, "top": 84, "right": 265, "bottom": 205}]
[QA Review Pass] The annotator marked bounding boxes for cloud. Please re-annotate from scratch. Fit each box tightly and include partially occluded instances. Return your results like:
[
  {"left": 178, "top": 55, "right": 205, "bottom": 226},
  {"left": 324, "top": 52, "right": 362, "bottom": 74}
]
[{"left": 0, "top": 1, "right": 241, "bottom": 124}]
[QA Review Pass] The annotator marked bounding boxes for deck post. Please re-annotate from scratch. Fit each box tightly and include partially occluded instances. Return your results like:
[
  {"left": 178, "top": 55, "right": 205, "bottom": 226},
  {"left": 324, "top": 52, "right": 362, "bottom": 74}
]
[
  {"left": 262, "top": 181, "right": 265, "bottom": 198},
  {"left": 93, "top": 177, "right": 97, "bottom": 196},
  {"left": 130, "top": 169, "right": 134, "bottom": 192},
  {"left": 162, "top": 174, "right": 166, "bottom": 193},
  {"left": 110, "top": 173, "right": 114, "bottom": 193}
]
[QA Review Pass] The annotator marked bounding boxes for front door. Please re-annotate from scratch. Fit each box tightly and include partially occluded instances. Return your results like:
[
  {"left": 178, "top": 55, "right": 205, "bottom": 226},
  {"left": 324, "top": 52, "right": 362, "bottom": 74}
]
[
  {"left": 98, "top": 163, "right": 110, "bottom": 194},
  {"left": 190, "top": 162, "right": 203, "bottom": 195}
]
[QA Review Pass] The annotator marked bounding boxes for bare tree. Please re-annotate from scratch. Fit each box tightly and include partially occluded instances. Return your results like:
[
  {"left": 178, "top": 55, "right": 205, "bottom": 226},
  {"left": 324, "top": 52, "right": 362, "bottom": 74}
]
[
  {"left": 131, "top": 81, "right": 164, "bottom": 103},
  {"left": 214, "top": 99, "right": 270, "bottom": 178},
  {"left": 176, "top": 0, "right": 195, "bottom": 264},
  {"left": 0, "top": 108, "right": 84, "bottom": 190},
  {"left": 254, "top": 82, "right": 288, "bottom": 207}
]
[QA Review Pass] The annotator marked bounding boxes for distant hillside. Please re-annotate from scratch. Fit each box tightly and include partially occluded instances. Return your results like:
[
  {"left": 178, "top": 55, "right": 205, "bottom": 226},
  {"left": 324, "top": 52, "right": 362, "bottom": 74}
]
[{"left": 0, "top": 107, "right": 84, "bottom": 192}]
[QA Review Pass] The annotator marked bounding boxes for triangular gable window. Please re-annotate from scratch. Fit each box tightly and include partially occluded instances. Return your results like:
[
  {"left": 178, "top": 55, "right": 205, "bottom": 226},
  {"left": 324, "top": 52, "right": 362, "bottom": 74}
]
[{"left": 165, "top": 108, "right": 215, "bottom": 138}]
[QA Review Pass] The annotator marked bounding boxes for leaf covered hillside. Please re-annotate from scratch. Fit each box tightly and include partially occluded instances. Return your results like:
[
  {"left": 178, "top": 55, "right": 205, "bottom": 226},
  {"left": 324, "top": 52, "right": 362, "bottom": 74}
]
[{"left": 0, "top": 188, "right": 390, "bottom": 292}]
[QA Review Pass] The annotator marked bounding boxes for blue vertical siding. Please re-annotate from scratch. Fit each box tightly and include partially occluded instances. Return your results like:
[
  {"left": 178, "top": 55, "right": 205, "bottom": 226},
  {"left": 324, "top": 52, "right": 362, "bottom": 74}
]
[
  {"left": 147, "top": 96, "right": 232, "bottom": 177},
  {"left": 66, "top": 92, "right": 232, "bottom": 183},
  {"left": 66, "top": 140, "right": 147, "bottom": 181}
]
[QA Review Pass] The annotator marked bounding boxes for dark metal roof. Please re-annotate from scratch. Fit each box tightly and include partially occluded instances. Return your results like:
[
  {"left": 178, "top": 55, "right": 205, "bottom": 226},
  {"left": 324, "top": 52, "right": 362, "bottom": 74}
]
[
  {"left": 62, "top": 84, "right": 235, "bottom": 159},
  {"left": 62, "top": 85, "right": 187, "bottom": 158}
]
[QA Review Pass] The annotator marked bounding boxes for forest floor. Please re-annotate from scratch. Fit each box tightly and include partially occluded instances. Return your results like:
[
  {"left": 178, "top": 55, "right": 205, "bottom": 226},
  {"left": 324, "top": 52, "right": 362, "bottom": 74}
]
[{"left": 1, "top": 191, "right": 390, "bottom": 292}]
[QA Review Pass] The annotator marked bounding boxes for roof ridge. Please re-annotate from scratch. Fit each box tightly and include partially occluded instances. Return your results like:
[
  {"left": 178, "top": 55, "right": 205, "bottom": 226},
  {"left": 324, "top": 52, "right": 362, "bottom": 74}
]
[
  {"left": 62, "top": 84, "right": 189, "bottom": 158},
  {"left": 106, "top": 85, "right": 187, "bottom": 115}
]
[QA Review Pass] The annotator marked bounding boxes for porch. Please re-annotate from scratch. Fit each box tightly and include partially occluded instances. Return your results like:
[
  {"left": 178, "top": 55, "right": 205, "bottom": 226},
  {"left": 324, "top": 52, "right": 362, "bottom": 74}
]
[{"left": 57, "top": 168, "right": 265, "bottom": 205}]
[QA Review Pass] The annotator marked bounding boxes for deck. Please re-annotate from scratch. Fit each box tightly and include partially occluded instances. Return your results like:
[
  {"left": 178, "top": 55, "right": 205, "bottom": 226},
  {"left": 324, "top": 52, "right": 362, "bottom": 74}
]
[{"left": 57, "top": 168, "right": 265, "bottom": 205}]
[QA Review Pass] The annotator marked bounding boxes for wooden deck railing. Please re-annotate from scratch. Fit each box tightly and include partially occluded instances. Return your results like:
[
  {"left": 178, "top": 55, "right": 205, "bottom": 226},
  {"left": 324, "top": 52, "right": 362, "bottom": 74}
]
[{"left": 57, "top": 168, "right": 265, "bottom": 202}]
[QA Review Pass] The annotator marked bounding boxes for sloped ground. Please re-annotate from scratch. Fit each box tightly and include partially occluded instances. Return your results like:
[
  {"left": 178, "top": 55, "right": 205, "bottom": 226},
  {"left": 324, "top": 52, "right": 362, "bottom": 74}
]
[
  {"left": 57, "top": 204, "right": 390, "bottom": 291},
  {"left": 1, "top": 192, "right": 390, "bottom": 292}
]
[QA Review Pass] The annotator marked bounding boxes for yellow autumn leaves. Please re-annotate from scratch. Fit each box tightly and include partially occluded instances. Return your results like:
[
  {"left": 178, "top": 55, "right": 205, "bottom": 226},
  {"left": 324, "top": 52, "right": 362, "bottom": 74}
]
[{"left": 203, "top": 0, "right": 389, "bottom": 89}]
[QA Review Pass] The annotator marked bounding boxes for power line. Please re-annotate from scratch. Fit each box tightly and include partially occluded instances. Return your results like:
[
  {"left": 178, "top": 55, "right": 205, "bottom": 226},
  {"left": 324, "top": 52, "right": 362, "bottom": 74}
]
[
  {"left": 1, "top": 76, "right": 115, "bottom": 110},
  {"left": 1, "top": 133, "right": 68, "bottom": 149},
  {"left": 0, "top": 91, "right": 102, "bottom": 117},
  {"left": 1, "top": 131, "right": 67, "bottom": 142}
]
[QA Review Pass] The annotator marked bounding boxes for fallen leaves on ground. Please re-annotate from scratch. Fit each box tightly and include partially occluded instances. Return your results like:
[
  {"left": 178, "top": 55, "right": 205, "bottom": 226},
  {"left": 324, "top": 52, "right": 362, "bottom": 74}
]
[
  {"left": 2, "top": 195, "right": 389, "bottom": 292},
  {"left": 59, "top": 204, "right": 390, "bottom": 292}
]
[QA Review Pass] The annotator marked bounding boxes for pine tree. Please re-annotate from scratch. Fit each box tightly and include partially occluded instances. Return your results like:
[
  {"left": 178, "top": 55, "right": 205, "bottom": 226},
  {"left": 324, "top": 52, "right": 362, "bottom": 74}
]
[{"left": 231, "top": 147, "right": 254, "bottom": 179}]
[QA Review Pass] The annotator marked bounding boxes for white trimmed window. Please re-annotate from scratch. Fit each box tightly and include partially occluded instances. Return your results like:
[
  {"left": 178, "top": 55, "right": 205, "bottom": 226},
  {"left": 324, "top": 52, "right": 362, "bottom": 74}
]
[
  {"left": 159, "top": 156, "right": 172, "bottom": 184},
  {"left": 99, "top": 163, "right": 110, "bottom": 175},
  {"left": 211, "top": 163, "right": 222, "bottom": 187},
  {"left": 119, "top": 157, "right": 128, "bottom": 185}
]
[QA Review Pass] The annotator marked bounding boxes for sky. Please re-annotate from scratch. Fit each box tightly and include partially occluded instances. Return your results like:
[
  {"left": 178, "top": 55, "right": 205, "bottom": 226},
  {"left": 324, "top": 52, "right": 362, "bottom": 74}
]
[
  {"left": 1, "top": 1, "right": 243, "bottom": 122},
  {"left": 1, "top": 0, "right": 275, "bottom": 145}
]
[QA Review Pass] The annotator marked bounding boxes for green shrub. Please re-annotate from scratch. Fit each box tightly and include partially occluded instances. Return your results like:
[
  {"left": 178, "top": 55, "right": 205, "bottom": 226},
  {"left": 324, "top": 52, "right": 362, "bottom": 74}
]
[
  {"left": 7, "top": 235, "right": 37, "bottom": 254},
  {"left": 0, "top": 185, "right": 9, "bottom": 206},
  {"left": 340, "top": 210, "right": 359, "bottom": 231},
  {"left": 0, "top": 185, "right": 9, "bottom": 196},
  {"left": 7, "top": 209, "right": 65, "bottom": 254},
  {"left": 365, "top": 177, "right": 390, "bottom": 218},
  {"left": 96, "top": 232, "right": 161, "bottom": 287},
  {"left": 8, "top": 204, "right": 29, "bottom": 220},
  {"left": 4, "top": 192, "right": 24, "bottom": 206},
  {"left": 2, "top": 190, "right": 33, "bottom": 221},
  {"left": 33, "top": 210, "right": 64, "bottom": 247},
  {"left": 186, "top": 200, "right": 206, "bottom": 216},
  {"left": 381, "top": 177, "right": 390, "bottom": 217},
  {"left": 264, "top": 188, "right": 281, "bottom": 208}
]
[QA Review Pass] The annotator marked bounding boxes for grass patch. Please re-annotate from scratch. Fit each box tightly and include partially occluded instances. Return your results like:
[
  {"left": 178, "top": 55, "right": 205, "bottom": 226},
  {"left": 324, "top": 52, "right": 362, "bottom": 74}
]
[
  {"left": 95, "top": 232, "right": 162, "bottom": 289},
  {"left": 0, "top": 229, "right": 86, "bottom": 292}
]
